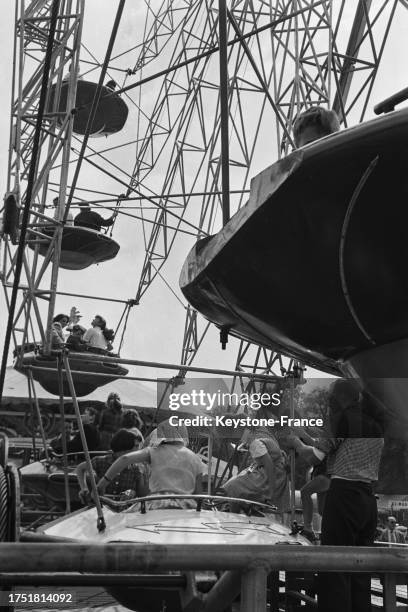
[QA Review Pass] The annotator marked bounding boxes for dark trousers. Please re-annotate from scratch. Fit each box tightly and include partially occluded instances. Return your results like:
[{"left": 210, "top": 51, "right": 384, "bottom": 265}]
[{"left": 318, "top": 478, "right": 377, "bottom": 612}]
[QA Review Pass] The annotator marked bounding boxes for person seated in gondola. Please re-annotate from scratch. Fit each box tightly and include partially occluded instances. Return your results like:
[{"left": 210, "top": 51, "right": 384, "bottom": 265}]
[
  {"left": 76, "top": 428, "right": 148, "bottom": 504},
  {"left": 51, "top": 313, "right": 69, "bottom": 348},
  {"left": 105, "top": 79, "right": 117, "bottom": 91},
  {"left": 52, "top": 197, "right": 73, "bottom": 225},
  {"left": 222, "top": 432, "right": 290, "bottom": 519},
  {"left": 82, "top": 315, "right": 114, "bottom": 353},
  {"left": 293, "top": 106, "right": 340, "bottom": 148},
  {"left": 98, "top": 392, "right": 124, "bottom": 450},
  {"left": 65, "top": 324, "right": 87, "bottom": 351},
  {"left": 50, "top": 406, "right": 101, "bottom": 459},
  {"left": 96, "top": 419, "right": 205, "bottom": 509},
  {"left": 74, "top": 202, "right": 114, "bottom": 232}
]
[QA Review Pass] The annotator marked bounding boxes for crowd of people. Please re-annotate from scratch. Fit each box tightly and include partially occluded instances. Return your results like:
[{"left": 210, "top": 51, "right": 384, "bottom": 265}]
[
  {"left": 44, "top": 106, "right": 398, "bottom": 612},
  {"left": 50, "top": 373, "right": 393, "bottom": 612},
  {"left": 50, "top": 392, "right": 144, "bottom": 456},
  {"left": 63, "top": 411, "right": 204, "bottom": 510}
]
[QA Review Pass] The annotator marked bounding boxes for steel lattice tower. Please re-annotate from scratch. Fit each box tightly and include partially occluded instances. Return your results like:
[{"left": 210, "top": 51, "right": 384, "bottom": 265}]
[{"left": 1, "top": 0, "right": 405, "bottom": 397}]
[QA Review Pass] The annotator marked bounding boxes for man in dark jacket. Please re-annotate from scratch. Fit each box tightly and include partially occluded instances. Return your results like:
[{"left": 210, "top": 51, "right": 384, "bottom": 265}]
[
  {"left": 74, "top": 203, "right": 114, "bottom": 232},
  {"left": 50, "top": 407, "right": 100, "bottom": 457}
]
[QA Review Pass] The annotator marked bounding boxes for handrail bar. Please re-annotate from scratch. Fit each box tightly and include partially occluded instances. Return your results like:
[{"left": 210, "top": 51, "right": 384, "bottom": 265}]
[
  {"left": 27, "top": 351, "right": 285, "bottom": 381},
  {"left": 0, "top": 544, "right": 407, "bottom": 573},
  {"left": 98, "top": 493, "right": 278, "bottom": 513}
]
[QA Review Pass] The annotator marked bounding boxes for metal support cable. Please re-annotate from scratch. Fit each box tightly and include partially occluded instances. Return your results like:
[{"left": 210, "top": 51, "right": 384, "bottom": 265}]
[
  {"left": 150, "top": 262, "right": 186, "bottom": 309},
  {"left": 106, "top": 194, "right": 125, "bottom": 236},
  {"left": 0, "top": 0, "right": 60, "bottom": 403},
  {"left": 219, "top": 0, "right": 231, "bottom": 226},
  {"left": 115, "top": 303, "right": 131, "bottom": 353},
  {"left": 82, "top": 154, "right": 209, "bottom": 236},
  {"left": 62, "top": 354, "right": 105, "bottom": 532}
]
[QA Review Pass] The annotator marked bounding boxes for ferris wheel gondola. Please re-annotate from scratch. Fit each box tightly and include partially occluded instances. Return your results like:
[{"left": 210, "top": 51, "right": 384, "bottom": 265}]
[
  {"left": 27, "top": 225, "right": 120, "bottom": 270},
  {"left": 180, "top": 107, "right": 408, "bottom": 375},
  {"left": 48, "top": 80, "right": 129, "bottom": 138},
  {"left": 14, "top": 349, "right": 128, "bottom": 397}
]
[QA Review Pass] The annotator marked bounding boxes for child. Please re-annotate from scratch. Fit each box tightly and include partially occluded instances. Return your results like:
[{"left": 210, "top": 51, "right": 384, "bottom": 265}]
[
  {"left": 77, "top": 428, "right": 147, "bottom": 502},
  {"left": 97, "top": 419, "right": 204, "bottom": 509},
  {"left": 65, "top": 324, "right": 87, "bottom": 351}
]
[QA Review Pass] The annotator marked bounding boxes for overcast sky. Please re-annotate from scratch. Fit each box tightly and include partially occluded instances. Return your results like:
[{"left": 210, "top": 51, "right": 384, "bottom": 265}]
[{"left": 1, "top": 0, "right": 408, "bottom": 396}]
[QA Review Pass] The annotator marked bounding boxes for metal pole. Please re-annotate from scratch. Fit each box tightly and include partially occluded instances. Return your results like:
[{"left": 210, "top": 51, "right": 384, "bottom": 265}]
[
  {"left": 289, "top": 374, "right": 296, "bottom": 523},
  {"left": 30, "top": 352, "right": 285, "bottom": 381},
  {"left": 62, "top": 354, "right": 105, "bottom": 532},
  {"left": 207, "top": 434, "right": 213, "bottom": 496},
  {"left": 241, "top": 566, "right": 268, "bottom": 612},
  {"left": 203, "top": 570, "right": 241, "bottom": 612},
  {"left": 383, "top": 573, "right": 398, "bottom": 612},
  {"left": 218, "top": 0, "right": 230, "bottom": 226},
  {"left": 57, "top": 356, "right": 71, "bottom": 514},
  {"left": 0, "top": 574, "right": 186, "bottom": 587},
  {"left": 0, "top": 544, "right": 407, "bottom": 573},
  {"left": 26, "top": 375, "right": 37, "bottom": 461},
  {"left": 27, "top": 371, "right": 49, "bottom": 461}
]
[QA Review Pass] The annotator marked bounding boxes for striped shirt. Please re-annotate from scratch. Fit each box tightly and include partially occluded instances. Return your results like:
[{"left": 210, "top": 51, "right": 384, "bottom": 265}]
[
  {"left": 326, "top": 438, "right": 384, "bottom": 483},
  {"left": 92, "top": 455, "right": 148, "bottom": 496}
]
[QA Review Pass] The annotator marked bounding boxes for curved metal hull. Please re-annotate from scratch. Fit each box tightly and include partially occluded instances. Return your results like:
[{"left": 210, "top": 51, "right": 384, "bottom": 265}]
[
  {"left": 49, "top": 81, "right": 128, "bottom": 136},
  {"left": 180, "top": 108, "right": 408, "bottom": 375},
  {"left": 15, "top": 352, "right": 128, "bottom": 396},
  {"left": 42, "top": 505, "right": 306, "bottom": 546},
  {"left": 40, "top": 505, "right": 308, "bottom": 611},
  {"left": 28, "top": 226, "right": 120, "bottom": 270}
]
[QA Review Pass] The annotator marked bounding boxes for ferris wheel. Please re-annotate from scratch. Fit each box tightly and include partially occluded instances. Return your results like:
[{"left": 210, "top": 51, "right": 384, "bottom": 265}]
[{"left": 0, "top": 0, "right": 406, "bottom": 406}]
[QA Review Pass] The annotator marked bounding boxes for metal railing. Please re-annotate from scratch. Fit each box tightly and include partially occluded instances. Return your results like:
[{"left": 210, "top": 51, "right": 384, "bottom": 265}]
[{"left": 0, "top": 542, "right": 407, "bottom": 612}]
